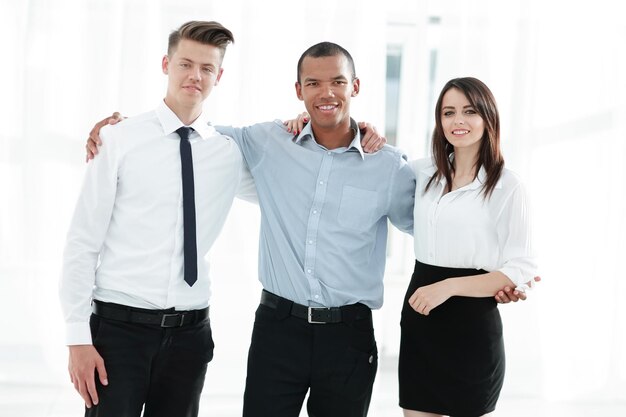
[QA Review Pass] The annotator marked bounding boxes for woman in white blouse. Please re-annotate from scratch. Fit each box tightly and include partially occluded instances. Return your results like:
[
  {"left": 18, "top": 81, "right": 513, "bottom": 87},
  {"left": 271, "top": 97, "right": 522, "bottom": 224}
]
[{"left": 399, "top": 77, "right": 537, "bottom": 417}]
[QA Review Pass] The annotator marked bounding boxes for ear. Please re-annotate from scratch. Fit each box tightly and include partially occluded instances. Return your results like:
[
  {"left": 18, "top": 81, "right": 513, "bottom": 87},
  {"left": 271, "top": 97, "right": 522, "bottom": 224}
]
[
  {"left": 214, "top": 67, "right": 224, "bottom": 86},
  {"left": 295, "top": 82, "right": 304, "bottom": 101},
  {"left": 162, "top": 55, "right": 169, "bottom": 75},
  {"left": 351, "top": 77, "right": 360, "bottom": 97}
]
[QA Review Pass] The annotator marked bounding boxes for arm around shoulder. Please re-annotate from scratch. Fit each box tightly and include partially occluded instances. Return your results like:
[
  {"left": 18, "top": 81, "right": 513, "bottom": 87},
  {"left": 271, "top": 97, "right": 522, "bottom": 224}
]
[{"left": 215, "top": 121, "right": 282, "bottom": 171}]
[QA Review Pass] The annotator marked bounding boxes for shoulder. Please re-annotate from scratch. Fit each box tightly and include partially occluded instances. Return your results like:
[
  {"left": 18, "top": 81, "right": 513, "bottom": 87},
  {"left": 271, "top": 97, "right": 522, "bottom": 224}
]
[
  {"left": 217, "top": 120, "right": 292, "bottom": 144},
  {"left": 408, "top": 157, "right": 433, "bottom": 175},
  {"left": 497, "top": 167, "right": 525, "bottom": 191},
  {"left": 100, "top": 110, "right": 158, "bottom": 142},
  {"left": 369, "top": 146, "right": 417, "bottom": 187},
  {"left": 490, "top": 168, "right": 531, "bottom": 208},
  {"left": 237, "top": 119, "right": 290, "bottom": 134},
  {"left": 250, "top": 119, "right": 293, "bottom": 140},
  {"left": 372, "top": 144, "right": 410, "bottom": 167}
]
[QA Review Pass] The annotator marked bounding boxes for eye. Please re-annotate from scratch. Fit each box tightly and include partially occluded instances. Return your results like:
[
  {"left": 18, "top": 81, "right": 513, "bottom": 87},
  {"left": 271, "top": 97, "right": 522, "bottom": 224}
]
[
  {"left": 180, "top": 62, "right": 190, "bottom": 68},
  {"left": 306, "top": 82, "right": 318, "bottom": 87},
  {"left": 334, "top": 80, "right": 347, "bottom": 85},
  {"left": 443, "top": 111, "right": 454, "bottom": 117},
  {"left": 202, "top": 67, "right": 213, "bottom": 74},
  {"left": 465, "top": 109, "right": 477, "bottom": 115}
]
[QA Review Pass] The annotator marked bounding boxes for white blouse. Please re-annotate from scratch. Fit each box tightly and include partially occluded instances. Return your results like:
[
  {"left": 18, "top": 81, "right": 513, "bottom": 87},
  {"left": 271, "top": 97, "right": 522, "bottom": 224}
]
[{"left": 410, "top": 158, "right": 537, "bottom": 287}]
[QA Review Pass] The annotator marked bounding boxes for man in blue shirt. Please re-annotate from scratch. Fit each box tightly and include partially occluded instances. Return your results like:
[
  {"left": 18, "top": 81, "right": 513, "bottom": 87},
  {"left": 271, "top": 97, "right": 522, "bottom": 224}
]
[{"left": 216, "top": 42, "right": 415, "bottom": 417}]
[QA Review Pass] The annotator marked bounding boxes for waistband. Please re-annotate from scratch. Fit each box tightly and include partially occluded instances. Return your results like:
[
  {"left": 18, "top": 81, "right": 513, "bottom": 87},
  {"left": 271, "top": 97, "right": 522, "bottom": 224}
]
[
  {"left": 259, "top": 290, "right": 371, "bottom": 324},
  {"left": 92, "top": 300, "right": 209, "bottom": 328}
]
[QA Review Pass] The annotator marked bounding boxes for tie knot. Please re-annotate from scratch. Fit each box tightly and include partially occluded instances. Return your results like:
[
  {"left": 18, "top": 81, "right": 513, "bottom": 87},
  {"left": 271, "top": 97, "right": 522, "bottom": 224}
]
[{"left": 176, "top": 126, "right": 193, "bottom": 140}]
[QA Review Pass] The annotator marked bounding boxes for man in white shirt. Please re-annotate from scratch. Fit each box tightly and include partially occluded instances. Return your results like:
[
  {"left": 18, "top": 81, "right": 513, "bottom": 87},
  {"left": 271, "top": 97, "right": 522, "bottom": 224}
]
[{"left": 60, "top": 20, "right": 254, "bottom": 417}]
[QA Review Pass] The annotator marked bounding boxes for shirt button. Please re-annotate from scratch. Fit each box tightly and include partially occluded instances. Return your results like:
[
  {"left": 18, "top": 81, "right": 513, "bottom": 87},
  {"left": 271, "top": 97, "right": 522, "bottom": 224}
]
[
  {"left": 319, "top": 181, "right": 324, "bottom": 185},
  {"left": 308, "top": 240, "right": 313, "bottom": 244},
  {"left": 312, "top": 210, "right": 318, "bottom": 214},
  {"left": 368, "top": 355, "right": 374, "bottom": 364},
  {"left": 314, "top": 294, "right": 319, "bottom": 299},
  {"left": 307, "top": 269, "right": 312, "bottom": 274}
]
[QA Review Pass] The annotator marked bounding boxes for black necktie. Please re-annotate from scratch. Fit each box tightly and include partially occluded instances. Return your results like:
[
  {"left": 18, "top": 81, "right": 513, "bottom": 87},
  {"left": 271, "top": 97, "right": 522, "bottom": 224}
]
[{"left": 176, "top": 126, "right": 197, "bottom": 287}]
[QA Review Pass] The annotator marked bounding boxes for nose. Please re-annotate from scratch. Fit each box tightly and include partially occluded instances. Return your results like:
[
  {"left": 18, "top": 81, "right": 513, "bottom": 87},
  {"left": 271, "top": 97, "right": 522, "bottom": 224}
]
[
  {"left": 189, "top": 65, "right": 201, "bottom": 81},
  {"left": 454, "top": 115, "right": 465, "bottom": 125},
  {"left": 322, "top": 84, "right": 335, "bottom": 97}
]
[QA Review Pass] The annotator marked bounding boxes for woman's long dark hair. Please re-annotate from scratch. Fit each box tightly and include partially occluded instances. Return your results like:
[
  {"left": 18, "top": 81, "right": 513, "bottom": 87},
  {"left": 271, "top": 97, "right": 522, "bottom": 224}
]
[{"left": 425, "top": 77, "right": 504, "bottom": 199}]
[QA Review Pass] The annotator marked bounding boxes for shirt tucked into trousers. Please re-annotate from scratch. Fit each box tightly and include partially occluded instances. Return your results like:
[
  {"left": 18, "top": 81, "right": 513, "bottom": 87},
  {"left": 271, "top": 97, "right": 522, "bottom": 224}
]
[
  {"left": 218, "top": 120, "right": 415, "bottom": 417},
  {"left": 61, "top": 101, "right": 254, "bottom": 417}
]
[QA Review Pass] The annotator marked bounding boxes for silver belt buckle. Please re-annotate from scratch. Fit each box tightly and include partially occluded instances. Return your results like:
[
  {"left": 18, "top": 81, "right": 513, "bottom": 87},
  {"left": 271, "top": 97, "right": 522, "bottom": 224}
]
[
  {"left": 161, "top": 313, "right": 185, "bottom": 327},
  {"left": 307, "top": 307, "right": 328, "bottom": 324}
]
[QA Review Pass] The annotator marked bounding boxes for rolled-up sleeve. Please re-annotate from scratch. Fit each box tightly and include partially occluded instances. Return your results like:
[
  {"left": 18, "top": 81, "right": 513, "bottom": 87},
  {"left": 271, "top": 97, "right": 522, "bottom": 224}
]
[{"left": 496, "top": 182, "right": 538, "bottom": 286}]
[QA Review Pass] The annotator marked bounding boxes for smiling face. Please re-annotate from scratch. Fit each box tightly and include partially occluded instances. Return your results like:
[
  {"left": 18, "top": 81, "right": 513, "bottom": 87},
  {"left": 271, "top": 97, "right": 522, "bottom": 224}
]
[
  {"left": 440, "top": 87, "right": 485, "bottom": 154},
  {"left": 162, "top": 38, "right": 224, "bottom": 117},
  {"left": 295, "top": 54, "right": 359, "bottom": 133}
]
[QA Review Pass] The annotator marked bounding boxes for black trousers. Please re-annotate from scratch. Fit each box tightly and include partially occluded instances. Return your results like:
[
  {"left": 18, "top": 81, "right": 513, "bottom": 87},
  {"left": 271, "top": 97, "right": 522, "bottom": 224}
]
[
  {"left": 85, "top": 311, "right": 214, "bottom": 417},
  {"left": 242, "top": 298, "right": 378, "bottom": 417}
]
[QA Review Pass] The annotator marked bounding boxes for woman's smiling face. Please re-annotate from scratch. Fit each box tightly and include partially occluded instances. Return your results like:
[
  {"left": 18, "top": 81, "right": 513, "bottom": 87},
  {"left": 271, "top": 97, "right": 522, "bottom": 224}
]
[{"left": 440, "top": 87, "right": 485, "bottom": 153}]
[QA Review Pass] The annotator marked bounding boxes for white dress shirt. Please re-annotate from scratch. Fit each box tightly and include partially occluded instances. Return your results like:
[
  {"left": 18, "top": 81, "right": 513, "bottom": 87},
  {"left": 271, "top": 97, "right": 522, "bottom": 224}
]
[
  {"left": 60, "top": 101, "right": 255, "bottom": 345},
  {"left": 410, "top": 157, "right": 537, "bottom": 286}
]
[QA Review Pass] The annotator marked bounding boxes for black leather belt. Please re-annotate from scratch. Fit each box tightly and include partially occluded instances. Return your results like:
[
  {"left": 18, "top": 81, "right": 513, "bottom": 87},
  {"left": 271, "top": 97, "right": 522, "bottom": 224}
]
[
  {"left": 259, "top": 290, "right": 371, "bottom": 324},
  {"left": 93, "top": 300, "right": 209, "bottom": 328}
]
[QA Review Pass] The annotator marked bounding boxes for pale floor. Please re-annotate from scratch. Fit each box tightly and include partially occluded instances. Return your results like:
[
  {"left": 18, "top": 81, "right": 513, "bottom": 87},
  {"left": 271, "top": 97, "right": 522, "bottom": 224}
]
[{"left": 1, "top": 349, "right": 625, "bottom": 417}]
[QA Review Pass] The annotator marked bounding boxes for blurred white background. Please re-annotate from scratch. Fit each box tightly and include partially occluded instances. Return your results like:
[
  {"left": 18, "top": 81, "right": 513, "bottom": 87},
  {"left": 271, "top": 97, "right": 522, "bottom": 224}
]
[{"left": 1, "top": 0, "right": 625, "bottom": 416}]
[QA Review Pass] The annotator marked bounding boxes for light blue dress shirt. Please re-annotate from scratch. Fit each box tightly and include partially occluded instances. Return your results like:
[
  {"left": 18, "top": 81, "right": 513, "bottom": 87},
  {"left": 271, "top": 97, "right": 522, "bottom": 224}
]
[{"left": 217, "top": 119, "right": 414, "bottom": 309}]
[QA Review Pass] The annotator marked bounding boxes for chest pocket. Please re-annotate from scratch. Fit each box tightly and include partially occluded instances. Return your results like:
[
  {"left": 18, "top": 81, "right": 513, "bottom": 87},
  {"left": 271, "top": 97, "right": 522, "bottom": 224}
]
[{"left": 337, "top": 185, "right": 378, "bottom": 230}]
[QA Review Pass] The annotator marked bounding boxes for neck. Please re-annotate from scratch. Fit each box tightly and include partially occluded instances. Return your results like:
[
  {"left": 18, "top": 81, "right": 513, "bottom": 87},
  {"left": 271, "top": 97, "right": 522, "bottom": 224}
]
[
  {"left": 163, "top": 98, "right": 202, "bottom": 126},
  {"left": 452, "top": 146, "right": 479, "bottom": 176},
  {"left": 310, "top": 120, "right": 354, "bottom": 149}
]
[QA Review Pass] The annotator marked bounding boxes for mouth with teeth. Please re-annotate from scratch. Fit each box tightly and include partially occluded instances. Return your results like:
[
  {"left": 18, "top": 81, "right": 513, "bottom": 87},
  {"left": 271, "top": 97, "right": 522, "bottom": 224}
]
[
  {"left": 317, "top": 104, "right": 339, "bottom": 113},
  {"left": 452, "top": 129, "right": 469, "bottom": 135}
]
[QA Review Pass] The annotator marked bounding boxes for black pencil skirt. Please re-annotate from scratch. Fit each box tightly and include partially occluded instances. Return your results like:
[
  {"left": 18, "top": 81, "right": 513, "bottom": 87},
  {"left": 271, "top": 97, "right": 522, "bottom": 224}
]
[{"left": 399, "top": 261, "right": 505, "bottom": 417}]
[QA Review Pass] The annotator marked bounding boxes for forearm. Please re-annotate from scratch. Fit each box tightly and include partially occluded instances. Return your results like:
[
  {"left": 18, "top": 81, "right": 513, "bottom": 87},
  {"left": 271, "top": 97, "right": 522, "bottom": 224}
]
[{"left": 448, "top": 271, "right": 516, "bottom": 298}]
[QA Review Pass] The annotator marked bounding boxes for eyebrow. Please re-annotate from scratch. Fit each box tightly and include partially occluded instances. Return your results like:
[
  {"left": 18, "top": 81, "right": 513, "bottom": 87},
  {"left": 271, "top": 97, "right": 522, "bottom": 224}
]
[
  {"left": 442, "top": 105, "right": 474, "bottom": 110},
  {"left": 179, "top": 57, "right": 216, "bottom": 68},
  {"left": 303, "top": 75, "right": 348, "bottom": 83}
]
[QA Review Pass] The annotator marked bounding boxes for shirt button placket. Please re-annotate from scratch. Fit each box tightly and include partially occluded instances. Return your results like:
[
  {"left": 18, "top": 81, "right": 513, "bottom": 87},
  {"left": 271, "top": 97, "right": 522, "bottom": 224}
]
[
  {"left": 304, "top": 151, "right": 332, "bottom": 303},
  {"left": 428, "top": 201, "right": 438, "bottom": 261}
]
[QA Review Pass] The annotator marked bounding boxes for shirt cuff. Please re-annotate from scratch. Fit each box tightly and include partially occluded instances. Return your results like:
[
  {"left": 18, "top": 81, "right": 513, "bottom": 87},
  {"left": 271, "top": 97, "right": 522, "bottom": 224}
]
[
  {"left": 498, "top": 266, "right": 527, "bottom": 287},
  {"left": 65, "top": 322, "right": 93, "bottom": 345}
]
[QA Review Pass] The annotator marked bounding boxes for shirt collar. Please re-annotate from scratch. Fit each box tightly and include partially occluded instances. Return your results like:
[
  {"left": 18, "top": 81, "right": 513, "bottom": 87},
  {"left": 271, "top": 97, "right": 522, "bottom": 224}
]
[
  {"left": 155, "top": 100, "right": 216, "bottom": 140},
  {"left": 294, "top": 118, "right": 365, "bottom": 159},
  {"left": 466, "top": 166, "right": 488, "bottom": 190},
  {"left": 420, "top": 155, "right": 502, "bottom": 191}
]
